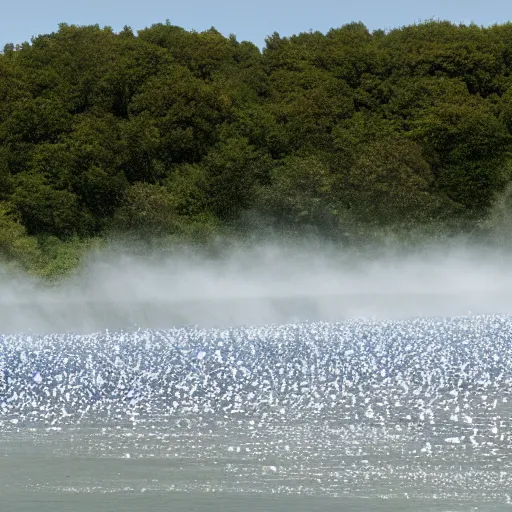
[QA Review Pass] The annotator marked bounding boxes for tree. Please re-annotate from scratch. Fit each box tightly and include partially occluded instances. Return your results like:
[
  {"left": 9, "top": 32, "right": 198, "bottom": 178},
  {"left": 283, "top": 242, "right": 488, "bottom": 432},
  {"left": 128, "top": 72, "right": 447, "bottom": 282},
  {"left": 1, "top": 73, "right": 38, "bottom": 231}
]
[
  {"left": 342, "top": 137, "right": 459, "bottom": 226},
  {"left": 255, "top": 155, "right": 342, "bottom": 235},
  {"left": 0, "top": 202, "right": 41, "bottom": 271},
  {"left": 3, "top": 19, "right": 512, "bottom": 275},
  {"left": 112, "top": 182, "right": 184, "bottom": 237},
  {"left": 201, "top": 137, "right": 272, "bottom": 220},
  {"left": 410, "top": 97, "right": 511, "bottom": 212},
  {"left": 129, "top": 64, "right": 228, "bottom": 164},
  {"left": 10, "top": 173, "right": 92, "bottom": 238}
]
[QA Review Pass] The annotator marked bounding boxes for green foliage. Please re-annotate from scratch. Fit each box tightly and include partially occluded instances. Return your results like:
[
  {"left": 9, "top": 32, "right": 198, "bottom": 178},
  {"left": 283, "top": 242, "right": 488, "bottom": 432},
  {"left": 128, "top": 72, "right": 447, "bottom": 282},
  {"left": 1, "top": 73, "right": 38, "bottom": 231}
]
[
  {"left": 0, "top": 147, "right": 12, "bottom": 198},
  {"left": 34, "top": 235, "right": 100, "bottom": 279},
  {"left": 0, "top": 202, "right": 42, "bottom": 271},
  {"left": 201, "top": 137, "right": 272, "bottom": 220},
  {"left": 409, "top": 95, "right": 511, "bottom": 211},
  {"left": 10, "top": 172, "right": 93, "bottom": 237},
  {"left": 112, "top": 181, "right": 221, "bottom": 243},
  {"left": 128, "top": 63, "right": 230, "bottom": 164},
  {"left": 2, "top": 20, "right": 512, "bottom": 276},
  {"left": 3, "top": 97, "right": 72, "bottom": 144},
  {"left": 112, "top": 182, "right": 184, "bottom": 237},
  {"left": 255, "top": 155, "right": 342, "bottom": 235},
  {"left": 343, "top": 138, "right": 460, "bottom": 225}
]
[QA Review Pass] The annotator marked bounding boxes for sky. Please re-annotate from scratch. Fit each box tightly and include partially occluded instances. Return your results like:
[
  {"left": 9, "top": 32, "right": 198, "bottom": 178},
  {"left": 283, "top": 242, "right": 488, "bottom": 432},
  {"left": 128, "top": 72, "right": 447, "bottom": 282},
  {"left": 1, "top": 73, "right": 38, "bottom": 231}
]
[{"left": 1, "top": 0, "right": 511, "bottom": 49}]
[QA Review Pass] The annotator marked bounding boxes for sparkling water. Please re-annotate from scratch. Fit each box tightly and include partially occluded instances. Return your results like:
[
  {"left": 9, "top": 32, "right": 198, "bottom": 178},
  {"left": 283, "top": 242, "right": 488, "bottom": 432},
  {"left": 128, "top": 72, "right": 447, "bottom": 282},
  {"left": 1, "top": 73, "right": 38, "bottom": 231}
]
[{"left": 1, "top": 316, "right": 512, "bottom": 510}]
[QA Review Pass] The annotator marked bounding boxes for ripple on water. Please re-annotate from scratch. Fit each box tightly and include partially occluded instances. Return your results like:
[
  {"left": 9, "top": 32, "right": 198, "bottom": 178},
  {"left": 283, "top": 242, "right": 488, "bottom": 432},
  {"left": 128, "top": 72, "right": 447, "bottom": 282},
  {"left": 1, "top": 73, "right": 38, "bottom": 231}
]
[{"left": 1, "top": 315, "right": 512, "bottom": 506}]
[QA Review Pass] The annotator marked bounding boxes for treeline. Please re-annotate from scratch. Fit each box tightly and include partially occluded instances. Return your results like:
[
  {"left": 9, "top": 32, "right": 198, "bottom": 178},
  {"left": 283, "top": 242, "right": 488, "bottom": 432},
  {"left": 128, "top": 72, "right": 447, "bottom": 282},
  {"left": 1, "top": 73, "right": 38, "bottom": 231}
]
[{"left": 1, "top": 20, "right": 512, "bottom": 276}]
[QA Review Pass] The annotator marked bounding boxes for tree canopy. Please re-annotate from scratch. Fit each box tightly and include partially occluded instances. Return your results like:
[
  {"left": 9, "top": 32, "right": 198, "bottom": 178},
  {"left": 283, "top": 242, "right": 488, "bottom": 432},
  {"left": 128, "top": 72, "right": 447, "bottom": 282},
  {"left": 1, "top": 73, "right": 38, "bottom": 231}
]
[{"left": 1, "top": 20, "right": 512, "bottom": 275}]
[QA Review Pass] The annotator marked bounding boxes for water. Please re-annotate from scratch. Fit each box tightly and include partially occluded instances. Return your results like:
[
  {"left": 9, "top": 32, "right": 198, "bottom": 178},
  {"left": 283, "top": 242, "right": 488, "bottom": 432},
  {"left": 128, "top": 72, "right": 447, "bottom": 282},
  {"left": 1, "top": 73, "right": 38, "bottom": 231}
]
[{"left": 2, "top": 316, "right": 512, "bottom": 511}]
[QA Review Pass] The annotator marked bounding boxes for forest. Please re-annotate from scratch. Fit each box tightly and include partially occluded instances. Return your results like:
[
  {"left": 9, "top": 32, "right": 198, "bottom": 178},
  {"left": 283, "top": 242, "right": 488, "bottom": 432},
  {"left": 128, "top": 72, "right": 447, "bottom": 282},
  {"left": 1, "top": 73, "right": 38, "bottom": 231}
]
[{"left": 2, "top": 19, "right": 512, "bottom": 276}]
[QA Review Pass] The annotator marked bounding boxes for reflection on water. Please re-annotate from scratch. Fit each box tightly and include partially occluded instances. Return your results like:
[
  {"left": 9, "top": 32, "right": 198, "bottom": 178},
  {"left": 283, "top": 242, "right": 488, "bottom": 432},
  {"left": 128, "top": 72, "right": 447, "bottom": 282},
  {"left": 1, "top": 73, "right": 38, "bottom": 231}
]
[{"left": 1, "top": 316, "right": 512, "bottom": 510}]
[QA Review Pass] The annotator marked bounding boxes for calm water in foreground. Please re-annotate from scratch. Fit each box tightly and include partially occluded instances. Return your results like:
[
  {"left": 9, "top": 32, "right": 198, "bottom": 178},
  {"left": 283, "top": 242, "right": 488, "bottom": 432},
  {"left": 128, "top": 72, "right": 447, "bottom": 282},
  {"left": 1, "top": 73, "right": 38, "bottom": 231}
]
[{"left": 2, "top": 316, "right": 512, "bottom": 511}]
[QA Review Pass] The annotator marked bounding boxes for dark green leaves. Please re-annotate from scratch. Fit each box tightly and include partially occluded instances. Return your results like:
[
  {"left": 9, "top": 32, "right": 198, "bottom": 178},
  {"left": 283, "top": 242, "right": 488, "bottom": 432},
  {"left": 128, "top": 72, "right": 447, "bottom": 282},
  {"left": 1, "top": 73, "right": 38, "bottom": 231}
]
[{"left": 3, "top": 19, "right": 512, "bottom": 275}]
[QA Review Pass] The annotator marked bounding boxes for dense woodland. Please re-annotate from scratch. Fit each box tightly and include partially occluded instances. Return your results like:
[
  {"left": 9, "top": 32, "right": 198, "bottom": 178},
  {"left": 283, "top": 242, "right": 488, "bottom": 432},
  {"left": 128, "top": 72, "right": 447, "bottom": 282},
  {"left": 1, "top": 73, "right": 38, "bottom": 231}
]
[{"left": 2, "top": 20, "right": 512, "bottom": 276}]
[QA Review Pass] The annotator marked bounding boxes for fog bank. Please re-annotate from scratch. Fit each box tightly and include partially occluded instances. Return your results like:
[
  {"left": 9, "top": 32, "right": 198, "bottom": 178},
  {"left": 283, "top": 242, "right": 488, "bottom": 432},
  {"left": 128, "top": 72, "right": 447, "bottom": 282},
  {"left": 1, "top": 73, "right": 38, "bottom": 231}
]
[{"left": 0, "top": 241, "right": 511, "bottom": 333}]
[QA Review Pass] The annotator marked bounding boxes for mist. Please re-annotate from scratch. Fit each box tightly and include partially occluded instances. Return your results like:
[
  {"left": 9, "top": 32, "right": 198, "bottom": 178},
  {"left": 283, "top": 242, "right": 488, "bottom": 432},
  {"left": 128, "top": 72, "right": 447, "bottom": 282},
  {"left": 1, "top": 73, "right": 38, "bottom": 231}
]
[{"left": 1, "top": 239, "right": 511, "bottom": 333}]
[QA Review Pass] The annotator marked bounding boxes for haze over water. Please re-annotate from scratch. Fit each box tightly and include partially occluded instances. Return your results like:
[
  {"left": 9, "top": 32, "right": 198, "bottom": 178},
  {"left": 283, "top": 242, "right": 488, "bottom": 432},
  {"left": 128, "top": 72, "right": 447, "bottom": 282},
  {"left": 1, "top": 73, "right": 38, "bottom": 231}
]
[
  {"left": 2, "top": 243, "right": 512, "bottom": 511},
  {"left": 2, "top": 242, "right": 512, "bottom": 331}
]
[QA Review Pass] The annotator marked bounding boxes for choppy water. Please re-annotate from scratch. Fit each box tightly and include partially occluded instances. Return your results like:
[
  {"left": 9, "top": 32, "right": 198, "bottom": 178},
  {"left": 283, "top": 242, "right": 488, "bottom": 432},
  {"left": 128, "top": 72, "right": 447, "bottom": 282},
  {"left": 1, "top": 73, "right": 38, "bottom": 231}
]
[{"left": 2, "top": 316, "right": 512, "bottom": 511}]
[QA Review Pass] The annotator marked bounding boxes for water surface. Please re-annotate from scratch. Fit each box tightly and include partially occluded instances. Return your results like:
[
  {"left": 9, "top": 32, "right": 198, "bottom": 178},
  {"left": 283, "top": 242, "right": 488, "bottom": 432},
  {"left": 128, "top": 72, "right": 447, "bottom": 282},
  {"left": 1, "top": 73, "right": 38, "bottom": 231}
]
[{"left": 2, "top": 316, "right": 512, "bottom": 511}]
